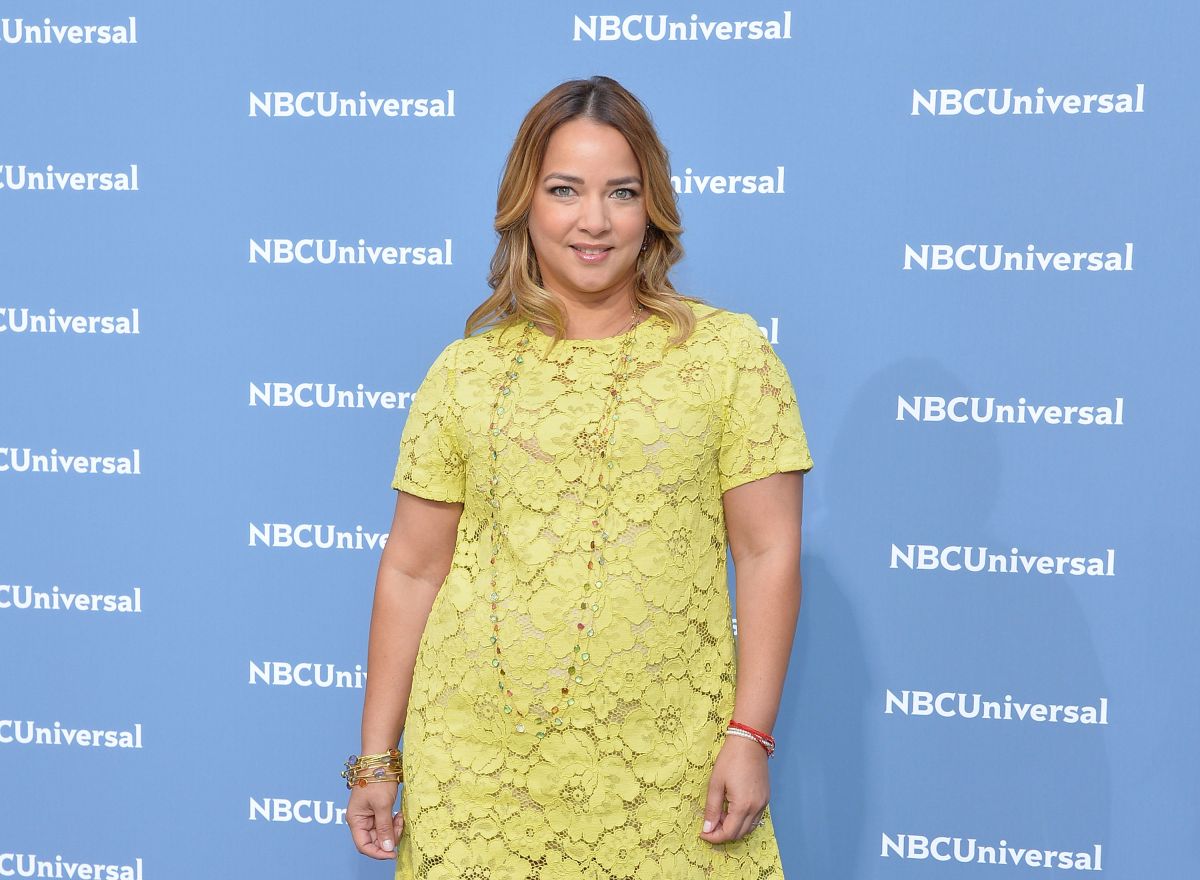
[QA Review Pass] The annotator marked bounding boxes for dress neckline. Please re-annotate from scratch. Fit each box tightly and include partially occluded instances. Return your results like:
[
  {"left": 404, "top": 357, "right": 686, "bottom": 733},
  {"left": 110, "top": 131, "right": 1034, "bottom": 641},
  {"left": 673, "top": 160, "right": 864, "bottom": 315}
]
[{"left": 528, "top": 311, "right": 658, "bottom": 347}]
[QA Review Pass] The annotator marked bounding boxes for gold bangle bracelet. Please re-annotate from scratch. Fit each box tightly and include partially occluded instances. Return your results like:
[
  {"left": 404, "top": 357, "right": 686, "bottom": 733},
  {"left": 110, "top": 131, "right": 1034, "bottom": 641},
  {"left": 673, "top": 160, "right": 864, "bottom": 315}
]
[{"left": 341, "top": 747, "right": 404, "bottom": 788}]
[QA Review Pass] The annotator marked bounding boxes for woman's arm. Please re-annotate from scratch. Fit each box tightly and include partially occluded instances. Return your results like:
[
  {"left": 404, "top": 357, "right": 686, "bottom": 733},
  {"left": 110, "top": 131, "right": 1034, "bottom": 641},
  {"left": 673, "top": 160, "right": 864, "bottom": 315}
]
[
  {"left": 359, "top": 490, "right": 463, "bottom": 754},
  {"left": 723, "top": 469, "right": 806, "bottom": 735},
  {"left": 348, "top": 490, "right": 461, "bottom": 860},
  {"left": 699, "top": 469, "right": 805, "bottom": 845}
]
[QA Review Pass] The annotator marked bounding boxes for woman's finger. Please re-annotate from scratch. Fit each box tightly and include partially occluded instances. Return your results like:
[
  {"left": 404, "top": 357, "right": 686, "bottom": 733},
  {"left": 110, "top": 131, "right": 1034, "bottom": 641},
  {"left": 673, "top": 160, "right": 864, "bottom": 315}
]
[
  {"left": 716, "top": 802, "right": 756, "bottom": 843},
  {"left": 698, "top": 770, "right": 727, "bottom": 838},
  {"left": 348, "top": 812, "right": 393, "bottom": 860},
  {"left": 372, "top": 806, "right": 396, "bottom": 854}
]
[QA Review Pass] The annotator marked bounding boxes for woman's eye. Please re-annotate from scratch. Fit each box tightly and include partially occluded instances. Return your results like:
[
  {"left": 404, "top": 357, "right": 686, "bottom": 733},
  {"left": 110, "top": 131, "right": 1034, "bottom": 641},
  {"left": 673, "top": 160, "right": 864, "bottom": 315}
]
[{"left": 548, "top": 185, "right": 639, "bottom": 199}]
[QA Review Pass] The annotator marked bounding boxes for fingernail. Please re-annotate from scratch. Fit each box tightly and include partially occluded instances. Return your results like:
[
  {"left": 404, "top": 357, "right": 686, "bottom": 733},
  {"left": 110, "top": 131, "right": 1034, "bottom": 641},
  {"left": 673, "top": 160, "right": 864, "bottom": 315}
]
[
  {"left": 702, "top": 820, "right": 713, "bottom": 833},
  {"left": 382, "top": 839, "right": 394, "bottom": 852}
]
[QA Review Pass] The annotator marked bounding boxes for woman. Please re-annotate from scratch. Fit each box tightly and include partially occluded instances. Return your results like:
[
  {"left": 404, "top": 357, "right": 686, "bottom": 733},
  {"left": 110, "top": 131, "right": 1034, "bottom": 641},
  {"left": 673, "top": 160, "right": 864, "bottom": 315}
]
[{"left": 346, "top": 75, "right": 813, "bottom": 879}]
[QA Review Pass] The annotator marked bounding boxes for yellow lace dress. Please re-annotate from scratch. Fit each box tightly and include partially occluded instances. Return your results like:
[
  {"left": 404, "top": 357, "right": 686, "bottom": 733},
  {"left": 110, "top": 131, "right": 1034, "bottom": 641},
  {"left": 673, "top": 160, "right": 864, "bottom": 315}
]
[{"left": 390, "top": 299, "right": 813, "bottom": 879}]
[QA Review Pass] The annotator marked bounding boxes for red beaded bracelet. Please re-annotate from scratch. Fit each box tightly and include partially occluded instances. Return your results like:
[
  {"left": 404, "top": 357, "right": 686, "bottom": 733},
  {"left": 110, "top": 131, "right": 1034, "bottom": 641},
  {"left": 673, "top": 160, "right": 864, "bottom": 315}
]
[{"left": 726, "top": 719, "right": 776, "bottom": 757}]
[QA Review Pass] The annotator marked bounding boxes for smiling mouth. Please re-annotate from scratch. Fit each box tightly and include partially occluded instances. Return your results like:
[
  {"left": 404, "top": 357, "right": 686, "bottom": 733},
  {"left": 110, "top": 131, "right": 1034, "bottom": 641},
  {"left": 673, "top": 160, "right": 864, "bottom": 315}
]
[{"left": 571, "top": 246, "right": 613, "bottom": 254}]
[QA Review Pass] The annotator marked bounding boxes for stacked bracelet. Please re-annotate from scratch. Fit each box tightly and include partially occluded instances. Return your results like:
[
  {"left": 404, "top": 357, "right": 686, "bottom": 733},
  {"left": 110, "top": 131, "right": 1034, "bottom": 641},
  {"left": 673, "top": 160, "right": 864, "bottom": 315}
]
[
  {"left": 341, "top": 747, "right": 404, "bottom": 789},
  {"left": 725, "top": 720, "right": 776, "bottom": 758}
]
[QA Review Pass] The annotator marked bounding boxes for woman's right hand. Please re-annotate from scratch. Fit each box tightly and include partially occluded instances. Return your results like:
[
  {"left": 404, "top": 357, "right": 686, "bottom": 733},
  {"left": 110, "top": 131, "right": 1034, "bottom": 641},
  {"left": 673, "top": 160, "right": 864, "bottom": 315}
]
[{"left": 346, "top": 782, "right": 404, "bottom": 859}]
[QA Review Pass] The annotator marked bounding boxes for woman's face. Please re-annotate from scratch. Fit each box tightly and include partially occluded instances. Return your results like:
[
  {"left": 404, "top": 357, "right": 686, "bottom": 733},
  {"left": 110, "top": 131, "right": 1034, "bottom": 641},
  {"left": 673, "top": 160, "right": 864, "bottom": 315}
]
[{"left": 528, "top": 118, "right": 648, "bottom": 305}]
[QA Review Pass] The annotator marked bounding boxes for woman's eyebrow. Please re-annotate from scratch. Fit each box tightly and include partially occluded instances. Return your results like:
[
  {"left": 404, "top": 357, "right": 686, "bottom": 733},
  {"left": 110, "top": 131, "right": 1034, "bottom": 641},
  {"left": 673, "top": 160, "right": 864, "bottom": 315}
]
[{"left": 542, "top": 173, "right": 643, "bottom": 186}]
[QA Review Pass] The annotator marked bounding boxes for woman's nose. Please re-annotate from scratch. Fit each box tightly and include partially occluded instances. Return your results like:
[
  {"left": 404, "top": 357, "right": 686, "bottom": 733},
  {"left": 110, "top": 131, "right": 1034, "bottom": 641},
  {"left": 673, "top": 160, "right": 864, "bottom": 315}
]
[{"left": 577, "top": 195, "right": 611, "bottom": 234}]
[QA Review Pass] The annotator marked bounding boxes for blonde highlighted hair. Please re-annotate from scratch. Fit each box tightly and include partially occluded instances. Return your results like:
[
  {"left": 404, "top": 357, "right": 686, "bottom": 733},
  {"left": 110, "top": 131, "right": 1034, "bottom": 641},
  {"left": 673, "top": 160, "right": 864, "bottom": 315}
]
[{"left": 464, "top": 75, "right": 706, "bottom": 350}]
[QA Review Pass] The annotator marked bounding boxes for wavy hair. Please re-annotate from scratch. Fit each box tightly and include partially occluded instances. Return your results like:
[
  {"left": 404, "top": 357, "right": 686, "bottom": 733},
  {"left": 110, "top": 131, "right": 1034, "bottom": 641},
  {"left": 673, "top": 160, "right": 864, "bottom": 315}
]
[{"left": 464, "top": 75, "right": 706, "bottom": 350}]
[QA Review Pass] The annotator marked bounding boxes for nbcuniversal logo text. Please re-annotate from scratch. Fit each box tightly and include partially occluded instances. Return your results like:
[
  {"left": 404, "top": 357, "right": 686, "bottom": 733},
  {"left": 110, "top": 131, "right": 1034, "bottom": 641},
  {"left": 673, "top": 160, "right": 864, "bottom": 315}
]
[
  {"left": 671, "top": 166, "right": 785, "bottom": 195},
  {"left": 0, "top": 306, "right": 140, "bottom": 335},
  {"left": 248, "top": 523, "right": 388, "bottom": 550},
  {"left": 882, "top": 834, "right": 1103, "bottom": 872},
  {"left": 0, "top": 164, "right": 138, "bottom": 192},
  {"left": 247, "top": 238, "right": 452, "bottom": 266},
  {"left": 0, "top": 583, "right": 142, "bottom": 614},
  {"left": 0, "top": 447, "right": 141, "bottom": 476},
  {"left": 0, "top": 720, "right": 143, "bottom": 749},
  {"left": 0, "top": 16, "right": 137, "bottom": 44},
  {"left": 573, "top": 11, "right": 792, "bottom": 42},
  {"left": 248, "top": 661, "right": 366, "bottom": 689},
  {"left": 903, "top": 242, "right": 1133, "bottom": 271},
  {"left": 248, "top": 90, "right": 454, "bottom": 118},
  {"left": 250, "top": 798, "right": 348, "bottom": 825},
  {"left": 912, "top": 83, "right": 1144, "bottom": 116},
  {"left": 896, "top": 396, "right": 1124, "bottom": 426},
  {"left": 884, "top": 690, "right": 1109, "bottom": 725},
  {"left": 890, "top": 544, "right": 1116, "bottom": 577},
  {"left": 0, "top": 853, "right": 145, "bottom": 879},
  {"left": 249, "top": 383, "right": 414, "bottom": 410}
]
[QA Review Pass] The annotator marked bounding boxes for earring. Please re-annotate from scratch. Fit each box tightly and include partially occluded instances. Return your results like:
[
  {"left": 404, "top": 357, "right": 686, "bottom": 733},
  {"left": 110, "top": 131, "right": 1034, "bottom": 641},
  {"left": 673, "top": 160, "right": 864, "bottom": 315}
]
[{"left": 641, "top": 221, "right": 651, "bottom": 252}]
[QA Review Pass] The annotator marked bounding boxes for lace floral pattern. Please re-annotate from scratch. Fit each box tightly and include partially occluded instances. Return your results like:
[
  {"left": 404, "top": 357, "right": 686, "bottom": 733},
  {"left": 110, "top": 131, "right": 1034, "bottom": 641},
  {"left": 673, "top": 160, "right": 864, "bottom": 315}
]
[{"left": 391, "top": 301, "right": 813, "bottom": 879}]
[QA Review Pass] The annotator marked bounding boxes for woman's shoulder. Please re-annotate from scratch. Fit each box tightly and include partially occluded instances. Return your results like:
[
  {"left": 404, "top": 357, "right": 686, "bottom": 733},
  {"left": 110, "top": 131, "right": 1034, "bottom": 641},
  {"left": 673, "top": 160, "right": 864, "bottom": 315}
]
[
  {"left": 682, "top": 298, "right": 762, "bottom": 342},
  {"left": 441, "top": 321, "right": 528, "bottom": 372},
  {"left": 456, "top": 320, "right": 518, "bottom": 353}
]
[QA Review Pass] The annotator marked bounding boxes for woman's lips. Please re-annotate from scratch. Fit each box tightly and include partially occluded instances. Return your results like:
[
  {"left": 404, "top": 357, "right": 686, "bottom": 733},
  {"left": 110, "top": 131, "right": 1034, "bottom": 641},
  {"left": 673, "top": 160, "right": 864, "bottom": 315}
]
[{"left": 571, "top": 245, "right": 612, "bottom": 263}]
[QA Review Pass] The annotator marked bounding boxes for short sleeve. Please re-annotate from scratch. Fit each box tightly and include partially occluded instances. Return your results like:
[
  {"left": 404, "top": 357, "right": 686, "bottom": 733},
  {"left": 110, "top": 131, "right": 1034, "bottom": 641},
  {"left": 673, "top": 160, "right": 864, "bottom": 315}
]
[
  {"left": 718, "top": 313, "right": 814, "bottom": 493},
  {"left": 391, "top": 340, "right": 466, "bottom": 503}
]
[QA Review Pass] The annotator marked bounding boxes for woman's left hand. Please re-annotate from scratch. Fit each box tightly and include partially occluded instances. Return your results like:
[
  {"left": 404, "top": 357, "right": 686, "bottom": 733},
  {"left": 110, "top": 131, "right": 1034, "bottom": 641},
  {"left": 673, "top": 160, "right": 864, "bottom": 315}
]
[{"left": 698, "top": 734, "right": 771, "bottom": 844}]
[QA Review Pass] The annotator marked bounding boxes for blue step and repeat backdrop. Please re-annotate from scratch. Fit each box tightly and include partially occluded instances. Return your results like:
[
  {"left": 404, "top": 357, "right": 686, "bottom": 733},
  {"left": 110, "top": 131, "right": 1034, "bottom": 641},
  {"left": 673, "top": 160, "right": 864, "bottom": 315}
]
[{"left": 2, "top": 3, "right": 1197, "bottom": 879}]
